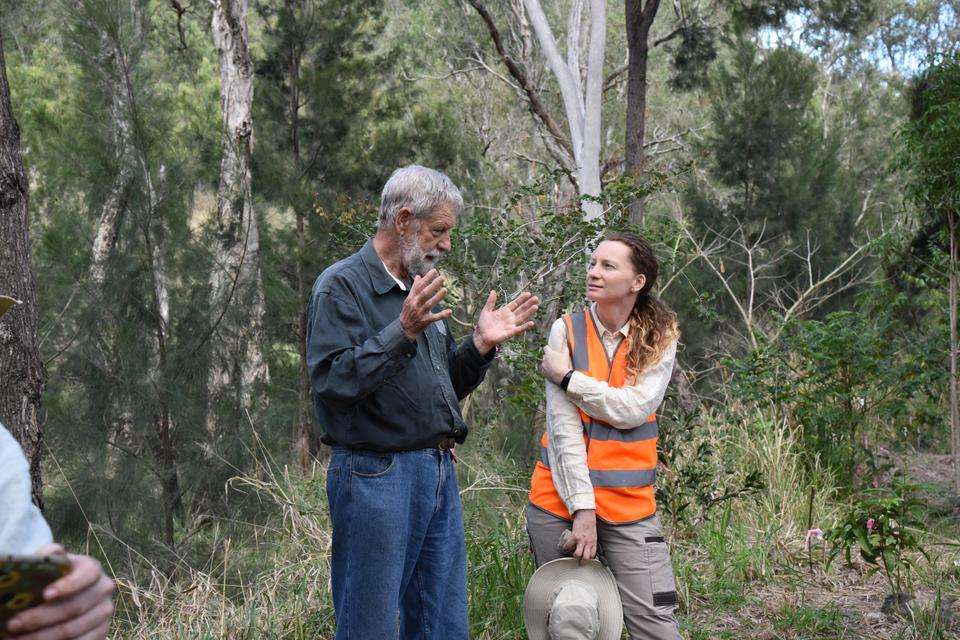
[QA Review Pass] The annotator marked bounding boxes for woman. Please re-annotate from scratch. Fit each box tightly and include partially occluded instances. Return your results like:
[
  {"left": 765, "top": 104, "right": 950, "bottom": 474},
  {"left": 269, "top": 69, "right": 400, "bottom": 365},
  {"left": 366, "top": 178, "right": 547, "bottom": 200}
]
[{"left": 527, "top": 232, "right": 682, "bottom": 640}]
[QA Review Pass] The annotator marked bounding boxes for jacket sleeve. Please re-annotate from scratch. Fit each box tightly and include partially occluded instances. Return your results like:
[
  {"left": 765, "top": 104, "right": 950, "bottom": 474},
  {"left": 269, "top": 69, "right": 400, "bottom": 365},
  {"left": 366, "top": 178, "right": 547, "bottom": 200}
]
[
  {"left": 445, "top": 321, "right": 495, "bottom": 400},
  {"left": 545, "top": 319, "right": 595, "bottom": 513},
  {"left": 565, "top": 339, "right": 677, "bottom": 428},
  {"left": 0, "top": 423, "right": 53, "bottom": 554},
  {"left": 306, "top": 291, "right": 418, "bottom": 407}
]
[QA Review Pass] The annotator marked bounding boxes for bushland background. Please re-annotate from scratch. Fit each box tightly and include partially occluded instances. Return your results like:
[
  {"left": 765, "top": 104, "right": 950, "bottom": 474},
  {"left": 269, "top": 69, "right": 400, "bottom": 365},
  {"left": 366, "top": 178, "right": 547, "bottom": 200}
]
[{"left": 1, "top": 0, "right": 959, "bottom": 638}]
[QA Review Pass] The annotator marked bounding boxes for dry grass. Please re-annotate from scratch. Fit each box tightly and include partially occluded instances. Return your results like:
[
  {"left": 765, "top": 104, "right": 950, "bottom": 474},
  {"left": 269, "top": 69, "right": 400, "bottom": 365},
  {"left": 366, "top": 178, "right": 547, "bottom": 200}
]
[
  {"left": 110, "top": 458, "right": 336, "bottom": 639},
  {"left": 102, "top": 421, "right": 960, "bottom": 639}
]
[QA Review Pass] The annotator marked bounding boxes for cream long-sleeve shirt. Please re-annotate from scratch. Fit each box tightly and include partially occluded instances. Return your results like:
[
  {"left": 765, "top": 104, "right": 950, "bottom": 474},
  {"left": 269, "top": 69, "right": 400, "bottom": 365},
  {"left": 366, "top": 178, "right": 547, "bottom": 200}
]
[{"left": 545, "top": 305, "right": 677, "bottom": 514}]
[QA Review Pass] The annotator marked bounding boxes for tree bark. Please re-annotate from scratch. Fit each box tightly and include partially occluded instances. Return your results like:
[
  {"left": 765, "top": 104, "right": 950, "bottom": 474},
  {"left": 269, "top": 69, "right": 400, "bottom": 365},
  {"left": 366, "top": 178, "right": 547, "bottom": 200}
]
[
  {"left": 0, "top": 30, "right": 46, "bottom": 507},
  {"left": 580, "top": 0, "right": 605, "bottom": 220},
  {"left": 209, "top": 0, "right": 268, "bottom": 434},
  {"left": 949, "top": 209, "right": 959, "bottom": 495},
  {"left": 625, "top": 0, "right": 660, "bottom": 226},
  {"left": 281, "top": 4, "right": 316, "bottom": 469},
  {"left": 146, "top": 217, "right": 178, "bottom": 549},
  {"left": 89, "top": 29, "right": 135, "bottom": 285}
]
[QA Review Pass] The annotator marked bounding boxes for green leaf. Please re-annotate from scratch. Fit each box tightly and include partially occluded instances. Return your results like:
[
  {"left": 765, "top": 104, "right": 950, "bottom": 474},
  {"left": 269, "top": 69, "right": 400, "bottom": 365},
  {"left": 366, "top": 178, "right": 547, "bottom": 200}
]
[{"left": 0, "top": 295, "right": 19, "bottom": 319}]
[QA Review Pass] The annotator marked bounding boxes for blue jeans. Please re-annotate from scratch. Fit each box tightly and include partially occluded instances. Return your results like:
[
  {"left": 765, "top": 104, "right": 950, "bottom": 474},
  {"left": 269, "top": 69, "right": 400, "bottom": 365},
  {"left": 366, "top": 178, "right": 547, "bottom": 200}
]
[{"left": 326, "top": 446, "right": 468, "bottom": 640}]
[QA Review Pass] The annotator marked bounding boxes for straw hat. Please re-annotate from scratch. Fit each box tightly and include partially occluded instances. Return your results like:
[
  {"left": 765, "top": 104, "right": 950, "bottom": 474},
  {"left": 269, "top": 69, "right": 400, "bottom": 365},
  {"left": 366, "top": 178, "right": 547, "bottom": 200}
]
[
  {"left": 0, "top": 296, "right": 18, "bottom": 319},
  {"left": 523, "top": 558, "right": 623, "bottom": 640}
]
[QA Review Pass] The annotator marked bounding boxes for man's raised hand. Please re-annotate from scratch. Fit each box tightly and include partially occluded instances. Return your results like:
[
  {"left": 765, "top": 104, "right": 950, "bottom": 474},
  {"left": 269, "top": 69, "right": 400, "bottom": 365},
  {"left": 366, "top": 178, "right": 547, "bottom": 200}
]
[
  {"left": 399, "top": 269, "right": 453, "bottom": 340},
  {"left": 472, "top": 291, "right": 540, "bottom": 355}
]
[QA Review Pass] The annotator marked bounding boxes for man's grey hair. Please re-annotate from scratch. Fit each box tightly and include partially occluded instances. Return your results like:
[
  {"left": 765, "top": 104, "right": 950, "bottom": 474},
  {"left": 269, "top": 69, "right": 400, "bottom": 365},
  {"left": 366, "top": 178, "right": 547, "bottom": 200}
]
[{"left": 377, "top": 165, "right": 464, "bottom": 228}]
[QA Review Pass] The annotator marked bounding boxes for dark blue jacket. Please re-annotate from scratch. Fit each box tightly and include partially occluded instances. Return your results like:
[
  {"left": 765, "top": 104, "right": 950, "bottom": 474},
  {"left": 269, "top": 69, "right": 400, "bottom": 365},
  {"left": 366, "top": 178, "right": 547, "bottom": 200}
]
[{"left": 306, "top": 239, "right": 494, "bottom": 452}]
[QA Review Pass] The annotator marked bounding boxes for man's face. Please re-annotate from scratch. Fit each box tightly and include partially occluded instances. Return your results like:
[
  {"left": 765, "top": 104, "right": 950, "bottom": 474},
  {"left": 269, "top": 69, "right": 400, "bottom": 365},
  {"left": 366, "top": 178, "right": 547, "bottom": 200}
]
[{"left": 399, "top": 201, "right": 458, "bottom": 277}]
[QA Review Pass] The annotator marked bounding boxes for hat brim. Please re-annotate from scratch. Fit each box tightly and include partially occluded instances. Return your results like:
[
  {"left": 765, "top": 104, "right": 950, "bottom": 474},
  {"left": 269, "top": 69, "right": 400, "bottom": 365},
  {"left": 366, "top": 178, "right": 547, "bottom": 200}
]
[
  {"left": 0, "top": 296, "right": 19, "bottom": 320},
  {"left": 523, "top": 558, "right": 623, "bottom": 640}
]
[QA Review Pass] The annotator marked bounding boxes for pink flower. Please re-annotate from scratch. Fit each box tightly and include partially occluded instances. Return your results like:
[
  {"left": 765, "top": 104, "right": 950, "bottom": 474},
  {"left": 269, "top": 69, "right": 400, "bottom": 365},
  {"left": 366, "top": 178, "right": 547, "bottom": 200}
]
[
  {"left": 866, "top": 518, "right": 876, "bottom": 532},
  {"left": 804, "top": 528, "right": 824, "bottom": 551}
]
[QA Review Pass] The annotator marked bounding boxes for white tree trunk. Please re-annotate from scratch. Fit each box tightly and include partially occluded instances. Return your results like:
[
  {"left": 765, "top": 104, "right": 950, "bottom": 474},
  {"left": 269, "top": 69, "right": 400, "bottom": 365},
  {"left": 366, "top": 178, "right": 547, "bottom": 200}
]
[
  {"left": 523, "top": 0, "right": 604, "bottom": 220},
  {"left": 209, "top": 0, "right": 268, "bottom": 433},
  {"left": 579, "top": 0, "right": 605, "bottom": 221},
  {"left": 90, "top": 171, "right": 129, "bottom": 284}
]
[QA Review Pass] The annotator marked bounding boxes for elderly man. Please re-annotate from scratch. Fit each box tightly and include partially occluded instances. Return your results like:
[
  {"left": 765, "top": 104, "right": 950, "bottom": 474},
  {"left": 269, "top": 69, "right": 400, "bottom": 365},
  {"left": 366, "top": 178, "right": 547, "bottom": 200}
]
[{"left": 307, "top": 165, "right": 538, "bottom": 639}]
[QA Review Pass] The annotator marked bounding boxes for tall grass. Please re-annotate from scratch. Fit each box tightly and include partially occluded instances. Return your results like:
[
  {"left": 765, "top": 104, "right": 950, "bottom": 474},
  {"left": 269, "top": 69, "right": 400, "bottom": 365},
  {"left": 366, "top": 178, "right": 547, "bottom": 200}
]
[
  {"left": 112, "top": 458, "right": 337, "bottom": 639},
  {"left": 106, "top": 407, "right": 957, "bottom": 639}
]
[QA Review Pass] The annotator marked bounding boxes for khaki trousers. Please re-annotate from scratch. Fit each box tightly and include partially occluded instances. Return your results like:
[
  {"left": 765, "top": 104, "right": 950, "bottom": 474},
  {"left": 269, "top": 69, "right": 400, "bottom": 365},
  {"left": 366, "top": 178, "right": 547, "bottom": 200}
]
[{"left": 525, "top": 503, "right": 682, "bottom": 640}]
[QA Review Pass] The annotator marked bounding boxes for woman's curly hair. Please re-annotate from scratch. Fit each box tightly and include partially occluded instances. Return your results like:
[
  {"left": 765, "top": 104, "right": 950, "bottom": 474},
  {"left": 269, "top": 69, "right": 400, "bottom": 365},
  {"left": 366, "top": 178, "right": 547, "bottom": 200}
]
[{"left": 603, "top": 232, "right": 679, "bottom": 382}]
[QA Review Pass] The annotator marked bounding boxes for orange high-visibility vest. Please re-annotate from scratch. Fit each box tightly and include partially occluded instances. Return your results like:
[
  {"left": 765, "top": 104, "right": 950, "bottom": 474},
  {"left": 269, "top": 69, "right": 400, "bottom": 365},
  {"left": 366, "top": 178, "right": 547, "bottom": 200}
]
[{"left": 529, "top": 309, "right": 659, "bottom": 524}]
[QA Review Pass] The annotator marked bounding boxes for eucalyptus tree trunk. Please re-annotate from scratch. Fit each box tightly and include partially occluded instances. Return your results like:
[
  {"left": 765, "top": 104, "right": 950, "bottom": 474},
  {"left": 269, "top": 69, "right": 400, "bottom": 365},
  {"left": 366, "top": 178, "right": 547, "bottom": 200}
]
[
  {"left": 0, "top": 31, "right": 46, "bottom": 507},
  {"left": 523, "top": 0, "right": 606, "bottom": 221},
  {"left": 625, "top": 0, "right": 660, "bottom": 226},
  {"left": 140, "top": 161, "right": 180, "bottom": 549},
  {"left": 209, "top": 0, "right": 268, "bottom": 434}
]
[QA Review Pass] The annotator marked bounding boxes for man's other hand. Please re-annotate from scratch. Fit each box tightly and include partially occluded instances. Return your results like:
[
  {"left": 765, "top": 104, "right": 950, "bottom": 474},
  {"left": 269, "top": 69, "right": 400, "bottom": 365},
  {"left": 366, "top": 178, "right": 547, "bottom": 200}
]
[
  {"left": 5, "top": 545, "right": 115, "bottom": 640},
  {"left": 400, "top": 269, "right": 453, "bottom": 340},
  {"left": 472, "top": 291, "right": 539, "bottom": 355}
]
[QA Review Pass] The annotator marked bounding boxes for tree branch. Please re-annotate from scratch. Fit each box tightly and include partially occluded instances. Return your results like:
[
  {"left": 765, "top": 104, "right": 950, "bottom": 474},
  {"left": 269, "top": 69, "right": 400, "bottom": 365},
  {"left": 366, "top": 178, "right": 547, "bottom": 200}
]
[
  {"left": 465, "top": 0, "right": 574, "bottom": 164},
  {"left": 523, "top": 0, "right": 586, "bottom": 160},
  {"left": 603, "top": 63, "right": 627, "bottom": 93},
  {"left": 652, "top": 26, "right": 683, "bottom": 48}
]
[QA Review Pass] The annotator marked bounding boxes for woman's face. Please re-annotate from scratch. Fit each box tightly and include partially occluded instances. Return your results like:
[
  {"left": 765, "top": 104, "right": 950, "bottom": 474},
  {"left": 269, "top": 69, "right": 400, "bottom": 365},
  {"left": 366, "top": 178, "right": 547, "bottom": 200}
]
[{"left": 586, "top": 240, "right": 646, "bottom": 303}]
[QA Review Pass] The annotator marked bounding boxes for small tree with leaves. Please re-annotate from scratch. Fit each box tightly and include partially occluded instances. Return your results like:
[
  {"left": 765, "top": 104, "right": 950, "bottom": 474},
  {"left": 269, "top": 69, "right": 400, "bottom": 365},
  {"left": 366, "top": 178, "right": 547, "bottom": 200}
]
[{"left": 897, "top": 52, "right": 960, "bottom": 495}]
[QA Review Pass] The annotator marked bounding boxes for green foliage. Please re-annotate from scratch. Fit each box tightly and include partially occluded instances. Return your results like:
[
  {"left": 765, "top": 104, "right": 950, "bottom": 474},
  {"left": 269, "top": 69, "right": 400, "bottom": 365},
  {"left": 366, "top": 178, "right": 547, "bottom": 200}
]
[
  {"left": 726, "top": 310, "right": 940, "bottom": 481},
  {"left": 677, "top": 36, "right": 864, "bottom": 361},
  {"left": 771, "top": 601, "right": 846, "bottom": 636},
  {"left": 825, "top": 477, "right": 930, "bottom": 595},
  {"left": 697, "top": 38, "right": 856, "bottom": 252},
  {"left": 657, "top": 410, "right": 765, "bottom": 530},
  {"left": 669, "top": 24, "right": 719, "bottom": 91},
  {"left": 723, "top": 0, "right": 875, "bottom": 34},
  {"left": 465, "top": 517, "right": 533, "bottom": 638},
  {"left": 898, "top": 51, "right": 960, "bottom": 222}
]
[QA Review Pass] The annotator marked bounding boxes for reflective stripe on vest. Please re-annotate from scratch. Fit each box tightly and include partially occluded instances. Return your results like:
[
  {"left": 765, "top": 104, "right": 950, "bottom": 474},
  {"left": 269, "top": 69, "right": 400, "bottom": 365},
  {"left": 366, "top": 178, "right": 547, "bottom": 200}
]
[
  {"left": 539, "top": 447, "right": 657, "bottom": 487},
  {"left": 528, "top": 308, "right": 660, "bottom": 524}
]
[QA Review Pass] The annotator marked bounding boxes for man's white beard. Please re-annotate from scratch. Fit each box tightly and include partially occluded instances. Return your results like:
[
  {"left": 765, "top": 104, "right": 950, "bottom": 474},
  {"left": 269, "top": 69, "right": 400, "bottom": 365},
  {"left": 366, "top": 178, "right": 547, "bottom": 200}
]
[{"left": 401, "top": 233, "right": 441, "bottom": 277}]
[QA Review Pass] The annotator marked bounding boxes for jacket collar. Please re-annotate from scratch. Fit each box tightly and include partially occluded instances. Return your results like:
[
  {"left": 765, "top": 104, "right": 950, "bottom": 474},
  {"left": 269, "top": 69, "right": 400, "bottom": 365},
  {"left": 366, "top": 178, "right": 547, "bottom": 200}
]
[{"left": 360, "top": 239, "right": 407, "bottom": 295}]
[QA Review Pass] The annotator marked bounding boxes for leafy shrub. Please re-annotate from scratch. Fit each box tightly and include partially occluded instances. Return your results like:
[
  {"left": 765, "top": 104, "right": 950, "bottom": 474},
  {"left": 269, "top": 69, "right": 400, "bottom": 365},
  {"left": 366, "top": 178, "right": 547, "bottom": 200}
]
[
  {"left": 725, "top": 311, "right": 935, "bottom": 483},
  {"left": 825, "top": 476, "right": 930, "bottom": 595},
  {"left": 657, "top": 407, "right": 764, "bottom": 532}
]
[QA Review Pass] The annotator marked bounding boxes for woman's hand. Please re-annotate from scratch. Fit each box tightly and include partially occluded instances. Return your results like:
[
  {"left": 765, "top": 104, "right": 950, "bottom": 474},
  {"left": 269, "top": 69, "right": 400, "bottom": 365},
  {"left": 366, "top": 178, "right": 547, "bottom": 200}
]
[
  {"left": 540, "top": 345, "right": 572, "bottom": 386},
  {"left": 562, "top": 509, "right": 598, "bottom": 565},
  {"left": 5, "top": 544, "right": 115, "bottom": 640}
]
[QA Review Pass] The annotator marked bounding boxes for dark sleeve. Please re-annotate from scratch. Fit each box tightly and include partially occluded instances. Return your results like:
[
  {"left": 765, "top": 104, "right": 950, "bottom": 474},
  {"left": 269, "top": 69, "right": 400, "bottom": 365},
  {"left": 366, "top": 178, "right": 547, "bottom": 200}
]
[
  {"left": 446, "top": 324, "right": 496, "bottom": 400},
  {"left": 306, "top": 291, "right": 417, "bottom": 407}
]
